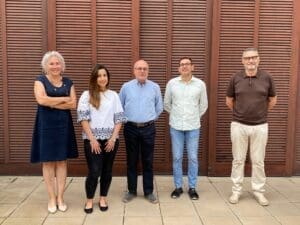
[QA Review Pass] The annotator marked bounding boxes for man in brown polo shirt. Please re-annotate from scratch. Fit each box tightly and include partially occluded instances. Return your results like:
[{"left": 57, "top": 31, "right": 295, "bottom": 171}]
[{"left": 226, "top": 47, "right": 277, "bottom": 206}]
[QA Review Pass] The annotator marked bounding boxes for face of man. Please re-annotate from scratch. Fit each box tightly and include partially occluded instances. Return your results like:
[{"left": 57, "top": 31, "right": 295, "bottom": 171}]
[
  {"left": 242, "top": 50, "right": 260, "bottom": 73},
  {"left": 178, "top": 58, "right": 194, "bottom": 78},
  {"left": 134, "top": 60, "right": 149, "bottom": 83}
]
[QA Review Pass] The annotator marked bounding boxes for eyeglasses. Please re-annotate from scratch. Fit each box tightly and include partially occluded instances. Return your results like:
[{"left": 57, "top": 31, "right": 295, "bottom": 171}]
[
  {"left": 243, "top": 56, "right": 258, "bottom": 61},
  {"left": 135, "top": 67, "right": 148, "bottom": 71},
  {"left": 179, "top": 62, "right": 192, "bottom": 67}
]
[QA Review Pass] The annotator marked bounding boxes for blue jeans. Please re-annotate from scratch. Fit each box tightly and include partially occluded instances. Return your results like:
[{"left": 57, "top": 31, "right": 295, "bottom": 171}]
[{"left": 170, "top": 127, "right": 200, "bottom": 189}]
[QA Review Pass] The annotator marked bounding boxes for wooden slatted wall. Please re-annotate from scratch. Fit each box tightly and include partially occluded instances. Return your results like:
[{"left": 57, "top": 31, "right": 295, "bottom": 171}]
[
  {"left": 0, "top": 0, "right": 298, "bottom": 176},
  {"left": 6, "top": 0, "right": 44, "bottom": 162},
  {"left": 296, "top": 48, "right": 300, "bottom": 174},
  {"left": 215, "top": 0, "right": 255, "bottom": 164},
  {"left": 258, "top": 0, "right": 293, "bottom": 166},
  {"left": 0, "top": 2, "right": 4, "bottom": 163},
  {"left": 96, "top": 0, "right": 132, "bottom": 166},
  {"left": 211, "top": 0, "right": 294, "bottom": 175},
  {"left": 172, "top": 0, "right": 209, "bottom": 174},
  {"left": 140, "top": 0, "right": 169, "bottom": 172},
  {"left": 56, "top": 0, "right": 93, "bottom": 167}
]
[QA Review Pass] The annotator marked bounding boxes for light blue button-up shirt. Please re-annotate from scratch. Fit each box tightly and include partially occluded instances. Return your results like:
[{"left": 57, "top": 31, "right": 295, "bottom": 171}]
[
  {"left": 164, "top": 76, "right": 208, "bottom": 130},
  {"left": 119, "top": 79, "right": 163, "bottom": 123}
]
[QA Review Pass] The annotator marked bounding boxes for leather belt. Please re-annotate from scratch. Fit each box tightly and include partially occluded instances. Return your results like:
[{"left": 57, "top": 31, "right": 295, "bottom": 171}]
[{"left": 127, "top": 120, "right": 154, "bottom": 128}]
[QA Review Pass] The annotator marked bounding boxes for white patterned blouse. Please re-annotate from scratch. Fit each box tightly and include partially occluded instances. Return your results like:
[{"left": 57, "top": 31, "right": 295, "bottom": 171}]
[{"left": 77, "top": 90, "right": 127, "bottom": 140}]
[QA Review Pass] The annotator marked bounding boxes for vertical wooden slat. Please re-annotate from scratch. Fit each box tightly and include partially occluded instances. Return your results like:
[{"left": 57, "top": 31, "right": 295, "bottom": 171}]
[
  {"left": 6, "top": 0, "right": 44, "bottom": 162},
  {"left": 291, "top": 0, "right": 300, "bottom": 175},
  {"left": 140, "top": 0, "right": 169, "bottom": 171},
  {"left": 96, "top": 0, "right": 132, "bottom": 168},
  {"left": 258, "top": 0, "right": 293, "bottom": 171},
  {"left": 132, "top": 0, "right": 140, "bottom": 64},
  {"left": 0, "top": 0, "right": 8, "bottom": 163},
  {"left": 91, "top": 0, "right": 97, "bottom": 66},
  {"left": 56, "top": 0, "right": 93, "bottom": 165},
  {"left": 47, "top": 0, "right": 56, "bottom": 50}
]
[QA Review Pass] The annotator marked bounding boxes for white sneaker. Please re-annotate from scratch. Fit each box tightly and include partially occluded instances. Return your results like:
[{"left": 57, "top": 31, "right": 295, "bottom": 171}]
[
  {"left": 253, "top": 192, "right": 269, "bottom": 206},
  {"left": 229, "top": 193, "right": 240, "bottom": 204}
]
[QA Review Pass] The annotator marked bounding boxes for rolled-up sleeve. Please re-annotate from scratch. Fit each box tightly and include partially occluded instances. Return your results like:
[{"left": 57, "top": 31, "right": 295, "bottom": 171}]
[
  {"left": 164, "top": 81, "right": 172, "bottom": 113},
  {"left": 199, "top": 82, "right": 208, "bottom": 118}
]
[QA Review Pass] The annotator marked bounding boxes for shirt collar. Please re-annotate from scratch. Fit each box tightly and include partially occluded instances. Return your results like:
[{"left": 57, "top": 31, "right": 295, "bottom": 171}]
[
  {"left": 179, "top": 75, "right": 196, "bottom": 83},
  {"left": 135, "top": 79, "right": 147, "bottom": 86},
  {"left": 243, "top": 69, "right": 260, "bottom": 78}
]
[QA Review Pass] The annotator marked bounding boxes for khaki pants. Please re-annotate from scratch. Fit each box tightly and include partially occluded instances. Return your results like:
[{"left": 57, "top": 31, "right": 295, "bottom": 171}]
[{"left": 230, "top": 121, "right": 268, "bottom": 194}]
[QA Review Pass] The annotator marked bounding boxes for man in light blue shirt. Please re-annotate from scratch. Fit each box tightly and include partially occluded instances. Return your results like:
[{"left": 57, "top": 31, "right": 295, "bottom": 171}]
[
  {"left": 164, "top": 57, "right": 208, "bottom": 200},
  {"left": 119, "top": 59, "right": 163, "bottom": 204}
]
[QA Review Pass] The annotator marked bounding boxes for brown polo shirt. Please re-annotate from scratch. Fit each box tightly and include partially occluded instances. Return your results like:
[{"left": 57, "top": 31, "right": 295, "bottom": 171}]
[{"left": 226, "top": 69, "right": 276, "bottom": 125}]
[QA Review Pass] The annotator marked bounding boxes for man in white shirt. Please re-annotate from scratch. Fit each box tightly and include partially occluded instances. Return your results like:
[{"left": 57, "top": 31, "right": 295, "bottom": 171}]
[{"left": 164, "top": 57, "right": 208, "bottom": 200}]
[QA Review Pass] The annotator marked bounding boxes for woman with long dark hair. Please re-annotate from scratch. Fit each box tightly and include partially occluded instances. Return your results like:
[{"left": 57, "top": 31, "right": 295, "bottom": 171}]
[{"left": 77, "top": 64, "right": 126, "bottom": 213}]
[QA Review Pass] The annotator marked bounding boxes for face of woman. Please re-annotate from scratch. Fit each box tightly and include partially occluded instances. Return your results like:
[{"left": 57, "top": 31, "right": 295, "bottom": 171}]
[
  {"left": 47, "top": 56, "right": 62, "bottom": 76},
  {"left": 97, "top": 68, "right": 108, "bottom": 90}
]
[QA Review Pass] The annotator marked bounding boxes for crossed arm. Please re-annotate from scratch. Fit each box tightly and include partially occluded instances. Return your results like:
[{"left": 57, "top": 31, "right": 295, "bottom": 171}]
[{"left": 34, "top": 80, "right": 76, "bottom": 110}]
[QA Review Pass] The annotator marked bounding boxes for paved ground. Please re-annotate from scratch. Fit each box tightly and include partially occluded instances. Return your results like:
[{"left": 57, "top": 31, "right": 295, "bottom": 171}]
[{"left": 0, "top": 176, "right": 299, "bottom": 225}]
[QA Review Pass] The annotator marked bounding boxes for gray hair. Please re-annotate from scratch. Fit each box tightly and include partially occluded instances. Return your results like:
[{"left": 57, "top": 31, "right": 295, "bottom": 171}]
[
  {"left": 41, "top": 51, "right": 65, "bottom": 74},
  {"left": 243, "top": 47, "right": 259, "bottom": 55}
]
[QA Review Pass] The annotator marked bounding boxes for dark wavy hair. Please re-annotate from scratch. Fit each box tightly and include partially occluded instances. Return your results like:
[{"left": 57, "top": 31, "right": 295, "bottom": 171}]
[{"left": 89, "top": 64, "right": 110, "bottom": 109}]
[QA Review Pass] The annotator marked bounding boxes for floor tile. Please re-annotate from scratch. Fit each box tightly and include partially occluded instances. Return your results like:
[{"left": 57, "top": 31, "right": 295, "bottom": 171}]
[
  {"left": 43, "top": 217, "right": 84, "bottom": 225},
  {"left": 0, "top": 204, "right": 18, "bottom": 217},
  {"left": 239, "top": 216, "right": 281, "bottom": 225},
  {"left": 125, "top": 198, "right": 160, "bottom": 216},
  {"left": 163, "top": 216, "right": 203, "bottom": 225},
  {"left": 201, "top": 216, "right": 242, "bottom": 225},
  {"left": 160, "top": 202, "right": 197, "bottom": 217},
  {"left": 84, "top": 215, "right": 123, "bottom": 225},
  {"left": 276, "top": 216, "right": 300, "bottom": 225},
  {"left": 1, "top": 218, "right": 44, "bottom": 225},
  {"left": 194, "top": 200, "right": 234, "bottom": 217},
  {"left": 9, "top": 202, "right": 48, "bottom": 218},
  {"left": 266, "top": 202, "right": 300, "bottom": 216},
  {"left": 125, "top": 216, "right": 162, "bottom": 225},
  {"left": 229, "top": 199, "right": 271, "bottom": 217}
]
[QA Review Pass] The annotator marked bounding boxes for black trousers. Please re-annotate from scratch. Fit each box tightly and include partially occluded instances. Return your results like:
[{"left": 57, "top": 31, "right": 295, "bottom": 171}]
[
  {"left": 123, "top": 123, "right": 156, "bottom": 196},
  {"left": 84, "top": 139, "right": 119, "bottom": 198}
]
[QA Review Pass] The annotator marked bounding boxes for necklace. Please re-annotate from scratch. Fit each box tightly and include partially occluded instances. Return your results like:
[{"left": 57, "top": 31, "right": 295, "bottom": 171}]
[{"left": 46, "top": 75, "right": 63, "bottom": 87}]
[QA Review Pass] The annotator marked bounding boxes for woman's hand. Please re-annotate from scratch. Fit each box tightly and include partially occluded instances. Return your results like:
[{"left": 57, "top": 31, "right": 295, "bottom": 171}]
[
  {"left": 90, "top": 138, "right": 101, "bottom": 154},
  {"left": 104, "top": 138, "right": 115, "bottom": 152}
]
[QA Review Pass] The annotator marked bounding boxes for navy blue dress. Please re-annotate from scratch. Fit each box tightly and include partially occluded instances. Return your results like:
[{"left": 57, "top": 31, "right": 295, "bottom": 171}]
[{"left": 31, "top": 75, "right": 78, "bottom": 163}]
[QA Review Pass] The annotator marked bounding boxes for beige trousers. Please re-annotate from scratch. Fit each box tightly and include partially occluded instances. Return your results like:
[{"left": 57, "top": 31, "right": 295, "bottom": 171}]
[{"left": 230, "top": 121, "right": 268, "bottom": 194}]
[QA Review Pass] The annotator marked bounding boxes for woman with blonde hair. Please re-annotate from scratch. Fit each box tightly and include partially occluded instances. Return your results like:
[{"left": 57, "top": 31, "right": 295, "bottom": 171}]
[{"left": 31, "top": 51, "right": 78, "bottom": 213}]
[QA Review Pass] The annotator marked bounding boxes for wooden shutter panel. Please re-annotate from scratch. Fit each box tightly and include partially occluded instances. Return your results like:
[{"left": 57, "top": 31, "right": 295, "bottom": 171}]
[
  {"left": 96, "top": 0, "right": 133, "bottom": 165},
  {"left": 6, "top": 0, "right": 44, "bottom": 162},
  {"left": 140, "top": 0, "right": 169, "bottom": 171},
  {"left": 56, "top": 0, "right": 94, "bottom": 164},
  {"left": 215, "top": 0, "right": 255, "bottom": 165},
  {"left": 296, "top": 52, "right": 300, "bottom": 174},
  {"left": 0, "top": 4, "right": 4, "bottom": 163},
  {"left": 258, "top": 0, "right": 293, "bottom": 165},
  {"left": 172, "top": 0, "right": 209, "bottom": 173},
  {"left": 211, "top": 0, "right": 294, "bottom": 175}
]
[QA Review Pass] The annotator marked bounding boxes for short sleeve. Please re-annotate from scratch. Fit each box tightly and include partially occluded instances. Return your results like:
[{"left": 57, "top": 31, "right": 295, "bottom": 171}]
[
  {"left": 113, "top": 91, "right": 127, "bottom": 124},
  {"left": 268, "top": 75, "right": 276, "bottom": 97},
  {"left": 77, "top": 91, "right": 91, "bottom": 123},
  {"left": 226, "top": 76, "right": 235, "bottom": 98}
]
